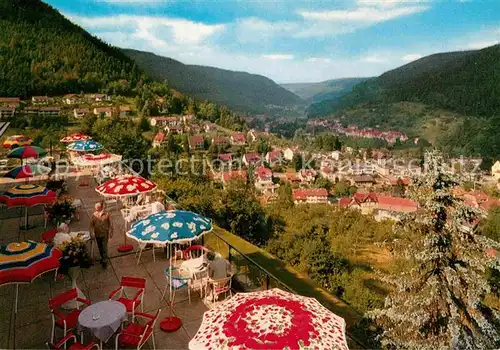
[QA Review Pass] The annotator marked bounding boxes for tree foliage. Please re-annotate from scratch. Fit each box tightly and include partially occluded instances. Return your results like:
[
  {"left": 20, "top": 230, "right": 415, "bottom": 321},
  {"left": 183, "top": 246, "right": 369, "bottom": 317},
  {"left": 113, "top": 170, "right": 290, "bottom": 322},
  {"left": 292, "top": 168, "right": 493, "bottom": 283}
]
[
  {"left": 0, "top": 0, "right": 141, "bottom": 97},
  {"left": 369, "top": 150, "right": 500, "bottom": 349}
]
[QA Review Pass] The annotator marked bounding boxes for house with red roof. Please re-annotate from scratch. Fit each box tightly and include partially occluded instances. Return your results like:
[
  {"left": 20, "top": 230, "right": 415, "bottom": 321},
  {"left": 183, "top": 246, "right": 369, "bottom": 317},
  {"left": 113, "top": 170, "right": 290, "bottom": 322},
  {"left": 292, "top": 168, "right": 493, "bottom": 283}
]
[
  {"left": 243, "top": 153, "right": 262, "bottom": 166},
  {"left": 230, "top": 133, "right": 246, "bottom": 146},
  {"left": 189, "top": 135, "right": 205, "bottom": 151},
  {"left": 254, "top": 166, "right": 278, "bottom": 194},
  {"left": 153, "top": 132, "right": 166, "bottom": 148},
  {"left": 265, "top": 150, "right": 282, "bottom": 164},
  {"left": 218, "top": 154, "right": 233, "bottom": 162},
  {"left": 93, "top": 107, "right": 114, "bottom": 117},
  {"left": 212, "top": 136, "right": 229, "bottom": 146},
  {"left": 293, "top": 188, "right": 329, "bottom": 204},
  {"left": 150, "top": 116, "right": 183, "bottom": 128},
  {"left": 339, "top": 192, "right": 418, "bottom": 219},
  {"left": 298, "top": 169, "right": 317, "bottom": 183}
]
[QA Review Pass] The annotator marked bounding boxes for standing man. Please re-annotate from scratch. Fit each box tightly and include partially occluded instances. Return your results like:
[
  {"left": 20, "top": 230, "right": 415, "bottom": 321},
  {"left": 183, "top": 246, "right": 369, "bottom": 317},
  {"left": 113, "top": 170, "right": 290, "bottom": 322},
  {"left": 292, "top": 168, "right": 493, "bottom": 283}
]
[{"left": 90, "top": 201, "right": 113, "bottom": 269}]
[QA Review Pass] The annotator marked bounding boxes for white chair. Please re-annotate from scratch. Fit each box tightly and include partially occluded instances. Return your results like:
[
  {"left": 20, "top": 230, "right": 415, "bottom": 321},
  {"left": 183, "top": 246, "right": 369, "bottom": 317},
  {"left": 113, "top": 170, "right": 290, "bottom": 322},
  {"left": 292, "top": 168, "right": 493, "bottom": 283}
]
[{"left": 205, "top": 275, "right": 233, "bottom": 308}]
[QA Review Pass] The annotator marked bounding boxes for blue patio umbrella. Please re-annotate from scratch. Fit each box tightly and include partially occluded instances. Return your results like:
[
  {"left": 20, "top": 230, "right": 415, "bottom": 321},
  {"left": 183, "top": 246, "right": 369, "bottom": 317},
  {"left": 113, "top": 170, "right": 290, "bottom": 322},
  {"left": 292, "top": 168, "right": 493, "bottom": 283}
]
[
  {"left": 126, "top": 210, "right": 213, "bottom": 244},
  {"left": 126, "top": 210, "right": 213, "bottom": 331},
  {"left": 66, "top": 140, "right": 103, "bottom": 152}
]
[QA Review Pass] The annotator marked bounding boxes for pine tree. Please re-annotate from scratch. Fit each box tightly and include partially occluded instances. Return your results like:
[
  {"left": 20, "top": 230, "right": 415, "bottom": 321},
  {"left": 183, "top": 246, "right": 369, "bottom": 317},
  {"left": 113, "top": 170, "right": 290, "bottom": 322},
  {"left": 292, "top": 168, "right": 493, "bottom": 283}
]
[{"left": 369, "top": 150, "right": 500, "bottom": 349}]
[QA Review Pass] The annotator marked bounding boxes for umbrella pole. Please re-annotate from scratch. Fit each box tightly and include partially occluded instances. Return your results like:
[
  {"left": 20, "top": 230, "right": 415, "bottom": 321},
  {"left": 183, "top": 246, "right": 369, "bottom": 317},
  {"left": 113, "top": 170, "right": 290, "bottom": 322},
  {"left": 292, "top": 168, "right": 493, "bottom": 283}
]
[
  {"left": 160, "top": 243, "right": 182, "bottom": 332},
  {"left": 15, "top": 284, "right": 19, "bottom": 313}
]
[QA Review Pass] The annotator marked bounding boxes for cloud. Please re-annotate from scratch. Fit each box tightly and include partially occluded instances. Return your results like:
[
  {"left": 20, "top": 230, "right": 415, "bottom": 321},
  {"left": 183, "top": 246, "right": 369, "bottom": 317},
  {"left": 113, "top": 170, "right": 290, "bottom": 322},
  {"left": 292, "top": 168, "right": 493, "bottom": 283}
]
[
  {"left": 306, "top": 57, "right": 332, "bottom": 63},
  {"left": 262, "top": 54, "right": 294, "bottom": 60},
  {"left": 401, "top": 53, "right": 423, "bottom": 62},
  {"left": 360, "top": 54, "right": 388, "bottom": 63},
  {"left": 67, "top": 14, "right": 225, "bottom": 45},
  {"left": 298, "top": 5, "right": 428, "bottom": 23},
  {"left": 356, "top": 0, "right": 429, "bottom": 8}
]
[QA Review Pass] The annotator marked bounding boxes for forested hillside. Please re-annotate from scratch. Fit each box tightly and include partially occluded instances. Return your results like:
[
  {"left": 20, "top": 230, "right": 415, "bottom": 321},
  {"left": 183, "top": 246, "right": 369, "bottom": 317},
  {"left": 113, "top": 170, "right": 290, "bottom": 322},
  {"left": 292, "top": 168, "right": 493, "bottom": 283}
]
[
  {"left": 123, "top": 49, "right": 303, "bottom": 113},
  {"left": 282, "top": 77, "right": 369, "bottom": 102},
  {"left": 313, "top": 45, "right": 500, "bottom": 117},
  {"left": 0, "top": 0, "right": 141, "bottom": 97}
]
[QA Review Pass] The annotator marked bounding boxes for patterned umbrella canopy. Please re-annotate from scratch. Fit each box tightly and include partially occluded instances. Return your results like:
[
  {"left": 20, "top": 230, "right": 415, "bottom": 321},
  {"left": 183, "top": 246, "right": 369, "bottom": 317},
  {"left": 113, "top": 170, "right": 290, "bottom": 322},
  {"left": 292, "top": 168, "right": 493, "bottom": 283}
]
[
  {"left": 0, "top": 241, "right": 62, "bottom": 286},
  {"left": 189, "top": 288, "right": 348, "bottom": 350},
  {"left": 95, "top": 175, "right": 156, "bottom": 198},
  {"left": 2, "top": 135, "right": 33, "bottom": 149},
  {"left": 0, "top": 184, "right": 56, "bottom": 207},
  {"left": 127, "top": 210, "right": 212, "bottom": 244},
  {"left": 60, "top": 133, "right": 91, "bottom": 143},
  {"left": 3, "top": 164, "right": 52, "bottom": 179},
  {"left": 67, "top": 140, "right": 103, "bottom": 152},
  {"left": 73, "top": 153, "right": 122, "bottom": 167},
  {"left": 7, "top": 145, "right": 46, "bottom": 159}
]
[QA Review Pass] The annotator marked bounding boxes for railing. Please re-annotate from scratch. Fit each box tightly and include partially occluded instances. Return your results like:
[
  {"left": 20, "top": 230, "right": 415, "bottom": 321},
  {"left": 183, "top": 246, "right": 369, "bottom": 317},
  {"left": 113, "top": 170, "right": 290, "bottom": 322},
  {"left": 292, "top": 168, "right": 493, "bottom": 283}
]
[{"left": 203, "top": 229, "right": 295, "bottom": 294}]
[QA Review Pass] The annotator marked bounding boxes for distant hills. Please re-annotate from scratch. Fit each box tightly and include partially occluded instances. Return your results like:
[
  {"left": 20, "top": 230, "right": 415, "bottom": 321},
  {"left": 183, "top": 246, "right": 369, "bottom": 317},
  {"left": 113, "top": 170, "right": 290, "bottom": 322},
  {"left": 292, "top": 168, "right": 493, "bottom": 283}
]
[
  {"left": 312, "top": 44, "right": 500, "bottom": 118},
  {"left": 282, "top": 77, "right": 369, "bottom": 103},
  {"left": 0, "top": 0, "right": 141, "bottom": 97},
  {"left": 123, "top": 49, "right": 303, "bottom": 114}
]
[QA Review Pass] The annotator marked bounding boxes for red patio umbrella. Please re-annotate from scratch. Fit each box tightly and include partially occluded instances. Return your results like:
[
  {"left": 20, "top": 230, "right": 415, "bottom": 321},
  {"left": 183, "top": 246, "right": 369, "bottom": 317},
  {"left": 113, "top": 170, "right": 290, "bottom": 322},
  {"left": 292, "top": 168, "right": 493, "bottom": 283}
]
[
  {"left": 189, "top": 288, "right": 349, "bottom": 350},
  {"left": 95, "top": 175, "right": 157, "bottom": 198},
  {"left": 96, "top": 175, "right": 157, "bottom": 252},
  {"left": 0, "top": 241, "right": 62, "bottom": 313},
  {"left": 60, "top": 133, "right": 91, "bottom": 143}
]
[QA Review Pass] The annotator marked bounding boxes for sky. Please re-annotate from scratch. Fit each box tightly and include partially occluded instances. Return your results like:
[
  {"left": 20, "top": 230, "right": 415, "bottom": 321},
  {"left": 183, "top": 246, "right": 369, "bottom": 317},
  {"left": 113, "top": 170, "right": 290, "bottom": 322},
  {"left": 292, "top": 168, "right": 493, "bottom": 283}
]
[{"left": 45, "top": 0, "right": 500, "bottom": 83}]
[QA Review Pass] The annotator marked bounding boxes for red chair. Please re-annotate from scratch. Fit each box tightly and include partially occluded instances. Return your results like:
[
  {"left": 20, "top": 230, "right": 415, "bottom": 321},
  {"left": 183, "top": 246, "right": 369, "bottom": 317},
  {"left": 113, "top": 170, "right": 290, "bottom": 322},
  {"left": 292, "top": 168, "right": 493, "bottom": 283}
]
[
  {"left": 115, "top": 310, "right": 160, "bottom": 350},
  {"left": 49, "top": 289, "right": 92, "bottom": 343},
  {"left": 183, "top": 245, "right": 210, "bottom": 260},
  {"left": 109, "top": 276, "right": 146, "bottom": 321},
  {"left": 46, "top": 332, "right": 98, "bottom": 350},
  {"left": 42, "top": 228, "right": 57, "bottom": 244}
]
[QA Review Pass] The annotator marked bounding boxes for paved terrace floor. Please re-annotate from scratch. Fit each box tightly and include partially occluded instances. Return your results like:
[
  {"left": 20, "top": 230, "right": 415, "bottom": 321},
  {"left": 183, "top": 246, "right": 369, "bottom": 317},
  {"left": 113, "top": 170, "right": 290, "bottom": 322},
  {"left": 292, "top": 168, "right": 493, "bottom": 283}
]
[{"left": 0, "top": 175, "right": 208, "bottom": 349}]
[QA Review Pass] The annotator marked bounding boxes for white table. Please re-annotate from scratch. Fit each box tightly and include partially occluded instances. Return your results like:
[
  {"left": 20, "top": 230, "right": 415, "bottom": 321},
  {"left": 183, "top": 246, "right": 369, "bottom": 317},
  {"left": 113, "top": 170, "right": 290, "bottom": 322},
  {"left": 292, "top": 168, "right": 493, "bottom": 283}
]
[{"left": 78, "top": 300, "right": 127, "bottom": 344}]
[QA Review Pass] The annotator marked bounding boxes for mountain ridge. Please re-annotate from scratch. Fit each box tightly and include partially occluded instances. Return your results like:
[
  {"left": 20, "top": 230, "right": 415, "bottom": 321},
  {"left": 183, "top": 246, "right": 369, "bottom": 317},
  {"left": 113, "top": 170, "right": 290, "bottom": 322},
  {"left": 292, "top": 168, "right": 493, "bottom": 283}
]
[
  {"left": 314, "top": 44, "right": 500, "bottom": 118},
  {"left": 122, "top": 48, "right": 303, "bottom": 114}
]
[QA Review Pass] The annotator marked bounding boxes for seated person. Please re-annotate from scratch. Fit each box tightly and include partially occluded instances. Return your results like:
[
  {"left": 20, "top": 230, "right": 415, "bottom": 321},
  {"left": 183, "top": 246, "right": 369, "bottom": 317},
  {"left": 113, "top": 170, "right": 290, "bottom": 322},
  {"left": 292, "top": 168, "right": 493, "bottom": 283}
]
[
  {"left": 205, "top": 252, "right": 234, "bottom": 302},
  {"left": 207, "top": 252, "right": 233, "bottom": 280},
  {"left": 151, "top": 194, "right": 166, "bottom": 214}
]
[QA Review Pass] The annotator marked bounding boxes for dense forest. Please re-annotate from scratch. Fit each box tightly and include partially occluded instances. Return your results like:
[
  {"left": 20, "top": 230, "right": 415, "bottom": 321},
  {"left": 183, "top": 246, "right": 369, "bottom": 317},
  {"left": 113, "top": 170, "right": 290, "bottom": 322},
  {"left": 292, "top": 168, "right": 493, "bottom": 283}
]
[
  {"left": 0, "top": 0, "right": 142, "bottom": 97},
  {"left": 312, "top": 45, "right": 500, "bottom": 118},
  {"left": 123, "top": 49, "right": 303, "bottom": 114}
]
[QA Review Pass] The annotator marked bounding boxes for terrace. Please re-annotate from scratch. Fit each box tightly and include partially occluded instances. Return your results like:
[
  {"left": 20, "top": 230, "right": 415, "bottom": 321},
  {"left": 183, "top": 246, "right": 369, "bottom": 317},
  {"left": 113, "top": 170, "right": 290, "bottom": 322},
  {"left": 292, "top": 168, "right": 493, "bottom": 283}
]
[{"left": 0, "top": 175, "right": 364, "bottom": 349}]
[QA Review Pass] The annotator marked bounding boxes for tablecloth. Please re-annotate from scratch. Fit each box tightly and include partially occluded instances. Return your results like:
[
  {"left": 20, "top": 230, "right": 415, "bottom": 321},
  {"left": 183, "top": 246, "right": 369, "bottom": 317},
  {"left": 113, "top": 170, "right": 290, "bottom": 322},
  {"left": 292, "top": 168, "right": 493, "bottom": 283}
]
[{"left": 78, "top": 300, "right": 127, "bottom": 342}]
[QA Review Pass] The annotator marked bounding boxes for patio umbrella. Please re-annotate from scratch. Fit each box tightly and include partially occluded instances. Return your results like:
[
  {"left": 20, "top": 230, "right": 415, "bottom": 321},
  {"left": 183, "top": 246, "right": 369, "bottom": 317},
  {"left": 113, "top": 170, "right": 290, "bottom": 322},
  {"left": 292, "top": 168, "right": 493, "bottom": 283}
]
[
  {"left": 95, "top": 175, "right": 156, "bottom": 198},
  {"left": 72, "top": 153, "right": 122, "bottom": 167},
  {"left": 0, "top": 184, "right": 57, "bottom": 231},
  {"left": 189, "top": 288, "right": 349, "bottom": 350},
  {"left": 7, "top": 145, "right": 46, "bottom": 161},
  {"left": 60, "top": 133, "right": 91, "bottom": 143},
  {"left": 67, "top": 140, "right": 103, "bottom": 152},
  {"left": 0, "top": 241, "right": 62, "bottom": 313},
  {"left": 2, "top": 135, "right": 33, "bottom": 149},
  {"left": 127, "top": 210, "right": 213, "bottom": 331},
  {"left": 96, "top": 175, "right": 157, "bottom": 252},
  {"left": 3, "top": 164, "right": 52, "bottom": 180}
]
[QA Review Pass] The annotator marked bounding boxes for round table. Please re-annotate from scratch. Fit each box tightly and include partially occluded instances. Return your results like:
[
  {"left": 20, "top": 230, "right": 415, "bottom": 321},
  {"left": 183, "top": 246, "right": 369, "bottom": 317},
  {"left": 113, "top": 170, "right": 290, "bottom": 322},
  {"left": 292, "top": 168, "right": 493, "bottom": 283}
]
[{"left": 78, "top": 300, "right": 127, "bottom": 344}]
